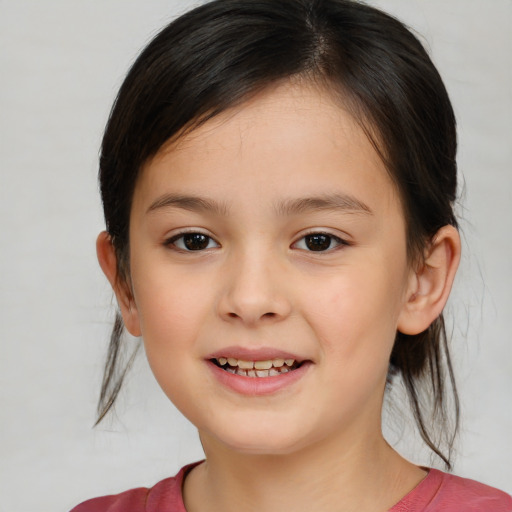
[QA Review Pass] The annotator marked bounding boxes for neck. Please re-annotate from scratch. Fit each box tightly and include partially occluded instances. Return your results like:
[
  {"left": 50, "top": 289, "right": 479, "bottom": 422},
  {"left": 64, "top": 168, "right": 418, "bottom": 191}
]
[{"left": 183, "top": 428, "right": 426, "bottom": 512}]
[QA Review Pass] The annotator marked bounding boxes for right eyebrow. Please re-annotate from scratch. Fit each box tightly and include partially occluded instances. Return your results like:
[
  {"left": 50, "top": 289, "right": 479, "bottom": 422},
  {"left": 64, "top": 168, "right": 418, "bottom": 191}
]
[{"left": 146, "top": 193, "right": 230, "bottom": 216}]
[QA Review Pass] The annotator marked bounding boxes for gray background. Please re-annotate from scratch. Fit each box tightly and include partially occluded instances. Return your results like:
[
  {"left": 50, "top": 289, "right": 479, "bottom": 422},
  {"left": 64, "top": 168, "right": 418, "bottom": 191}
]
[{"left": 0, "top": 1, "right": 510, "bottom": 510}]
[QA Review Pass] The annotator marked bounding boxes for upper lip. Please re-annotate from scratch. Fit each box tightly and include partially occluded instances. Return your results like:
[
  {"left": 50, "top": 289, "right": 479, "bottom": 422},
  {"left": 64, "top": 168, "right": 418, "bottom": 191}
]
[{"left": 206, "top": 346, "right": 307, "bottom": 363}]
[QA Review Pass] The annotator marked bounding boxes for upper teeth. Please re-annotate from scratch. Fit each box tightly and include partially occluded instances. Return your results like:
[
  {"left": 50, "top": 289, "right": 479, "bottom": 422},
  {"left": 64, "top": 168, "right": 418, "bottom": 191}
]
[{"left": 217, "top": 357, "right": 295, "bottom": 369}]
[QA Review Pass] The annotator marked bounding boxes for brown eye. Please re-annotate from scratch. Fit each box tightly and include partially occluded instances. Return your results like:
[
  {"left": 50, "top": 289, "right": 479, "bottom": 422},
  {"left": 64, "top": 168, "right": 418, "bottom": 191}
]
[
  {"left": 184, "top": 233, "right": 209, "bottom": 250},
  {"left": 304, "top": 234, "right": 331, "bottom": 251},
  {"left": 168, "top": 232, "right": 219, "bottom": 251},
  {"left": 294, "top": 233, "right": 346, "bottom": 252}
]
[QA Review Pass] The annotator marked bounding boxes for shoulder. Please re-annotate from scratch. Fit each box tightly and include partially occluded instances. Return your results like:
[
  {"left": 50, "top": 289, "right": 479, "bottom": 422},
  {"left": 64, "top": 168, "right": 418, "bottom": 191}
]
[
  {"left": 70, "top": 485, "right": 150, "bottom": 512},
  {"left": 69, "top": 462, "right": 201, "bottom": 512},
  {"left": 431, "top": 471, "right": 512, "bottom": 511},
  {"left": 392, "top": 468, "right": 512, "bottom": 512}
]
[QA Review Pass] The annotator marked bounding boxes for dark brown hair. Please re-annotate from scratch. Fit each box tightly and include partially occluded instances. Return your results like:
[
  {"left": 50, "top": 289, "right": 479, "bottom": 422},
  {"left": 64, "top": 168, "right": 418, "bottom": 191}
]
[{"left": 96, "top": 0, "right": 459, "bottom": 468}]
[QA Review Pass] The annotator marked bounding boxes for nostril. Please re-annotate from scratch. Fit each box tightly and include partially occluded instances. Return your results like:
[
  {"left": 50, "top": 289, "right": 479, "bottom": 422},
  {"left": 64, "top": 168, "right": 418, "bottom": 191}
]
[{"left": 226, "top": 311, "right": 276, "bottom": 320}]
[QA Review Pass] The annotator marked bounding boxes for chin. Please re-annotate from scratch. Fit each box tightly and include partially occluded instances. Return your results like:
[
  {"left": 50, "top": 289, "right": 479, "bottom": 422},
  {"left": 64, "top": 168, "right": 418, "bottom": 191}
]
[
  {"left": 229, "top": 439, "right": 300, "bottom": 456},
  {"left": 204, "top": 418, "right": 316, "bottom": 456}
]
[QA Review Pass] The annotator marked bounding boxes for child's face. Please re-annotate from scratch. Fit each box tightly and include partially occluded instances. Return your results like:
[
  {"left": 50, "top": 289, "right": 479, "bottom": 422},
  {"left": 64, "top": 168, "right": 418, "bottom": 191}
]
[{"left": 125, "top": 82, "right": 416, "bottom": 455}]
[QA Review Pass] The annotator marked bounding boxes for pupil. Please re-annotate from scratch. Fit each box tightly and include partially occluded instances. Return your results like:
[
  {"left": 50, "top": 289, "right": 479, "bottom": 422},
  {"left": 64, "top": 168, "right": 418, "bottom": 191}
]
[
  {"left": 184, "top": 233, "right": 209, "bottom": 250},
  {"left": 305, "top": 234, "right": 331, "bottom": 251}
]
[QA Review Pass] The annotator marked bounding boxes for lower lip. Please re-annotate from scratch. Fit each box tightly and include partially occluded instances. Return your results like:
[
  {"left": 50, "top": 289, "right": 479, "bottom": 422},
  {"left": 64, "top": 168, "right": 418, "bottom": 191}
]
[{"left": 206, "top": 360, "right": 311, "bottom": 396}]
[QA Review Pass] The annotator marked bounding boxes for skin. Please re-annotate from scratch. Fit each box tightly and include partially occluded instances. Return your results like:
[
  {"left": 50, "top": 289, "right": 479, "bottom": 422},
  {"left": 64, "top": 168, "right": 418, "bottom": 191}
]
[{"left": 98, "top": 81, "right": 460, "bottom": 512}]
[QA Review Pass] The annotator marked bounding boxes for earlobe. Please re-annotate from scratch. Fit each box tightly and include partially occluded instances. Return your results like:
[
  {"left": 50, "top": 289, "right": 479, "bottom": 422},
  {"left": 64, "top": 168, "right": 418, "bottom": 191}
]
[
  {"left": 397, "top": 225, "right": 461, "bottom": 335},
  {"left": 96, "top": 231, "right": 142, "bottom": 337}
]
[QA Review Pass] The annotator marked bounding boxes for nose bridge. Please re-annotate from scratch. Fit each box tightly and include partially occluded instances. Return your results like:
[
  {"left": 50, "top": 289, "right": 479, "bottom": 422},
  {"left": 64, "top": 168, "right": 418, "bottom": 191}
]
[{"left": 219, "top": 241, "right": 291, "bottom": 325}]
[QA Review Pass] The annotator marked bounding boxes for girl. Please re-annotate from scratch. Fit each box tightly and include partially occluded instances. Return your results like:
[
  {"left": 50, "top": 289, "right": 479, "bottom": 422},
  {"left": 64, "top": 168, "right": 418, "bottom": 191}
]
[{"left": 73, "top": 0, "right": 512, "bottom": 510}]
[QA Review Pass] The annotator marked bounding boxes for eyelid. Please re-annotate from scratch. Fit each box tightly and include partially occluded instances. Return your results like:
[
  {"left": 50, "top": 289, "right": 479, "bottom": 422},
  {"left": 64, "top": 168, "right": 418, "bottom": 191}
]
[
  {"left": 291, "top": 230, "right": 350, "bottom": 252},
  {"left": 164, "top": 229, "right": 220, "bottom": 251},
  {"left": 163, "top": 228, "right": 349, "bottom": 252}
]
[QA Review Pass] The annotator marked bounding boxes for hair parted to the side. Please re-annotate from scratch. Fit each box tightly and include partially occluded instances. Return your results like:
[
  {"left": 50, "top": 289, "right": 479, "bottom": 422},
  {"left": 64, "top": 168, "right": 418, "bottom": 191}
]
[{"left": 96, "top": 0, "right": 460, "bottom": 468}]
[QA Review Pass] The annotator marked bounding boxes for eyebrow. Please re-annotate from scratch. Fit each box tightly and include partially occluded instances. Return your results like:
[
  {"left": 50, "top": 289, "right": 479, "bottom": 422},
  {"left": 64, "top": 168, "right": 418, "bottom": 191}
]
[
  {"left": 147, "top": 192, "right": 372, "bottom": 216},
  {"left": 274, "top": 193, "right": 373, "bottom": 216},
  {"left": 147, "top": 194, "right": 230, "bottom": 216}
]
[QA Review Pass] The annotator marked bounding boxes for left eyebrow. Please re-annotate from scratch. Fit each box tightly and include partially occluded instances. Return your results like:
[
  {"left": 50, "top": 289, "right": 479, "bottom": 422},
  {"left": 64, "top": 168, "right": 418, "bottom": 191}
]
[{"left": 274, "top": 193, "right": 373, "bottom": 216}]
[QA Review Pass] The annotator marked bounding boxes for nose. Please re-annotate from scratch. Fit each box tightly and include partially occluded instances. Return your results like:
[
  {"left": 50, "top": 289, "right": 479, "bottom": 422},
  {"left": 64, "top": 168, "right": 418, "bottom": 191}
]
[{"left": 217, "top": 248, "right": 292, "bottom": 326}]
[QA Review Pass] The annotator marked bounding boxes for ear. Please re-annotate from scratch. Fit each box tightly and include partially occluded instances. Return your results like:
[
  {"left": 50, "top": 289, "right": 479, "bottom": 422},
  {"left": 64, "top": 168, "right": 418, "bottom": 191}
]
[
  {"left": 397, "top": 225, "right": 461, "bottom": 335},
  {"left": 96, "top": 231, "right": 142, "bottom": 337}
]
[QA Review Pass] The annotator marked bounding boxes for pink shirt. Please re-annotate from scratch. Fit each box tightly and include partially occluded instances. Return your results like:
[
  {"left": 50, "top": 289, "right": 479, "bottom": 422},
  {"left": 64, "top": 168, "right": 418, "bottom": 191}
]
[{"left": 71, "top": 462, "right": 512, "bottom": 512}]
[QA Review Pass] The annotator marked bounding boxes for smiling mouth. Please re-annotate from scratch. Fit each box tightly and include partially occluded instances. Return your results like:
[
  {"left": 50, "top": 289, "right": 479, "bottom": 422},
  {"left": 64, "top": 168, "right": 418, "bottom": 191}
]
[{"left": 210, "top": 357, "right": 302, "bottom": 377}]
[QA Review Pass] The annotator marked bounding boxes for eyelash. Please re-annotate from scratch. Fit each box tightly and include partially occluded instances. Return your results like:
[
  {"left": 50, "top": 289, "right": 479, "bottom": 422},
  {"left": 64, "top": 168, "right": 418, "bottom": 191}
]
[
  {"left": 164, "top": 231, "right": 349, "bottom": 253},
  {"left": 165, "top": 231, "right": 219, "bottom": 251},
  {"left": 292, "top": 232, "right": 349, "bottom": 252}
]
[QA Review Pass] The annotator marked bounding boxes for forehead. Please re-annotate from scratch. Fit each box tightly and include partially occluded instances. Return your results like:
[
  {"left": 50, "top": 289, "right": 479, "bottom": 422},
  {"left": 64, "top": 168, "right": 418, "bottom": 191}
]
[
  {"left": 163, "top": 82, "right": 374, "bottom": 160},
  {"left": 135, "top": 81, "right": 399, "bottom": 216}
]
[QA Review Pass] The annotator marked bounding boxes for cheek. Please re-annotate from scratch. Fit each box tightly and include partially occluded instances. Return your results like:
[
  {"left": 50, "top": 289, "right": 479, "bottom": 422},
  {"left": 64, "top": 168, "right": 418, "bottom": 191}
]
[
  {"left": 132, "top": 260, "right": 208, "bottom": 332},
  {"left": 130, "top": 267, "right": 211, "bottom": 382},
  {"left": 133, "top": 277, "right": 214, "bottom": 418},
  {"left": 300, "top": 264, "right": 405, "bottom": 363}
]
